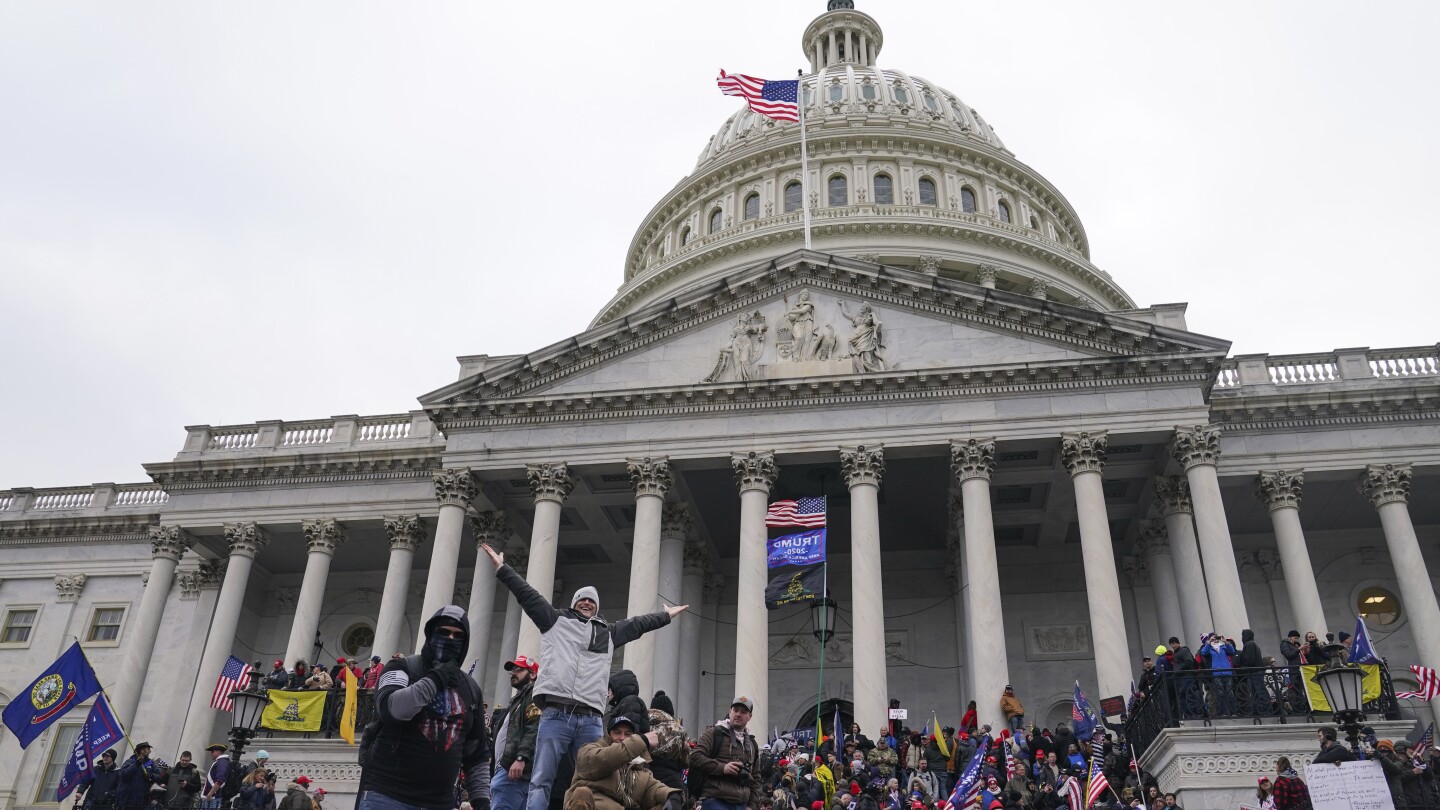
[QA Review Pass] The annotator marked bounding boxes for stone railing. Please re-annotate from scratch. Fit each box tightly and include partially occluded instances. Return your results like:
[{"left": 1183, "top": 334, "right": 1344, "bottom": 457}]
[
  {"left": 179, "top": 411, "right": 436, "bottom": 458},
  {"left": 0, "top": 483, "right": 169, "bottom": 516},
  {"left": 1213, "top": 345, "right": 1439, "bottom": 390}
]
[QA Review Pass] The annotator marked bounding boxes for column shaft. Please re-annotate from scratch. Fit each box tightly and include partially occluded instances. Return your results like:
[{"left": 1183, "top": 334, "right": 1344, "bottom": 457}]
[
  {"left": 1144, "top": 548, "right": 1184, "bottom": 643},
  {"left": 286, "top": 519, "right": 345, "bottom": 666},
  {"left": 623, "top": 491, "right": 665, "bottom": 698},
  {"left": 418, "top": 503, "right": 466, "bottom": 647},
  {"left": 1163, "top": 511, "right": 1212, "bottom": 643},
  {"left": 1071, "top": 470, "right": 1130, "bottom": 699},
  {"left": 1268, "top": 507, "right": 1327, "bottom": 637},
  {"left": 732, "top": 451, "right": 777, "bottom": 738},
  {"left": 517, "top": 499, "right": 562, "bottom": 658},
  {"left": 652, "top": 524, "right": 687, "bottom": 702},
  {"left": 374, "top": 516, "right": 422, "bottom": 659},
  {"left": 952, "top": 438, "right": 1009, "bottom": 730},
  {"left": 494, "top": 593, "right": 524, "bottom": 701},
  {"left": 467, "top": 513, "right": 510, "bottom": 669},
  {"left": 677, "top": 560, "right": 705, "bottom": 727},
  {"left": 1186, "top": 464, "right": 1249, "bottom": 635},
  {"left": 843, "top": 445, "right": 887, "bottom": 735},
  {"left": 113, "top": 526, "right": 192, "bottom": 736}
]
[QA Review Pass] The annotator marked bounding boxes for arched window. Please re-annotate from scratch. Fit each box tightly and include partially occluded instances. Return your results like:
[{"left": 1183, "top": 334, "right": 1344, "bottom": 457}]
[
  {"left": 917, "top": 177, "right": 937, "bottom": 206},
  {"left": 960, "top": 187, "right": 977, "bottom": 214},
  {"left": 873, "top": 174, "right": 894, "bottom": 205},
  {"left": 998, "top": 201, "right": 1011, "bottom": 224},
  {"left": 679, "top": 226, "right": 691, "bottom": 245},
  {"left": 828, "top": 175, "right": 848, "bottom": 207},
  {"left": 709, "top": 208, "right": 724, "bottom": 234},
  {"left": 1029, "top": 215, "right": 1040, "bottom": 230},
  {"left": 744, "top": 193, "right": 760, "bottom": 221},
  {"left": 784, "top": 182, "right": 803, "bottom": 213}
]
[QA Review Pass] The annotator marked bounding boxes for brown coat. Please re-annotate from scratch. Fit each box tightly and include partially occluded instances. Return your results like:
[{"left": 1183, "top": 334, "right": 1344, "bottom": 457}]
[
  {"left": 567, "top": 734, "right": 677, "bottom": 810},
  {"left": 691, "top": 723, "right": 763, "bottom": 809},
  {"left": 999, "top": 695, "right": 1025, "bottom": 719}
]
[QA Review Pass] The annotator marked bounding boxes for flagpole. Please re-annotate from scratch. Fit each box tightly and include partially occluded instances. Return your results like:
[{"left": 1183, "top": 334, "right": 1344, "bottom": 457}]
[
  {"left": 814, "top": 559, "right": 827, "bottom": 752},
  {"left": 797, "top": 69, "right": 813, "bottom": 251}
]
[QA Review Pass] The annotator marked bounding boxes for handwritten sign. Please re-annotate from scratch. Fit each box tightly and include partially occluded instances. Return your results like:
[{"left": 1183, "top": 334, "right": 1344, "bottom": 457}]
[
  {"left": 1304, "top": 760, "right": 1395, "bottom": 810},
  {"left": 888, "top": 708, "right": 908, "bottom": 720}
]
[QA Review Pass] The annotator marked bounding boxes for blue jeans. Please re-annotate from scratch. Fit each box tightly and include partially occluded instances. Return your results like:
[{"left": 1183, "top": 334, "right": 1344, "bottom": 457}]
[
  {"left": 702, "top": 800, "right": 747, "bottom": 810},
  {"left": 492, "top": 764, "right": 532, "bottom": 810},
  {"left": 527, "top": 707, "right": 603, "bottom": 810},
  {"left": 357, "top": 790, "right": 432, "bottom": 810},
  {"left": 200, "top": 799, "right": 223, "bottom": 810},
  {"left": 1008, "top": 714, "right": 1024, "bottom": 733}
]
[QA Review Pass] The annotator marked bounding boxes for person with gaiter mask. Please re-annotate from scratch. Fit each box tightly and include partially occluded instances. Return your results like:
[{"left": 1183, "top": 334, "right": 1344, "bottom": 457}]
[
  {"left": 481, "top": 543, "right": 687, "bottom": 810},
  {"left": 357, "top": 605, "right": 492, "bottom": 810}
]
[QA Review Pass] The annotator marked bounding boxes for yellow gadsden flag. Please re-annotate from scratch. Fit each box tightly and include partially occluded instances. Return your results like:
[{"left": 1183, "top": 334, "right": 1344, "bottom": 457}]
[
  {"left": 260, "top": 690, "right": 328, "bottom": 732},
  {"left": 1300, "top": 663, "right": 1383, "bottom": 712},
  {"left": 340, "top": 667, "right": 358, "bottom": 745}
]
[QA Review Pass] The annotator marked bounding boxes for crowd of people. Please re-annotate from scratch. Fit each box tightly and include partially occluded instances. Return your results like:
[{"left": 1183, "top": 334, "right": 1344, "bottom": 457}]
[{"left": 74, "top": 742, "right": 331, "bottom": 809}]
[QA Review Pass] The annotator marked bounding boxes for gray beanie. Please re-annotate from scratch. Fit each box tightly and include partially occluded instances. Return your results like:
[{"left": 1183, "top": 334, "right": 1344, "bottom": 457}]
[{"left": 572, "top": 586, "right": 600, "bottom": 610}]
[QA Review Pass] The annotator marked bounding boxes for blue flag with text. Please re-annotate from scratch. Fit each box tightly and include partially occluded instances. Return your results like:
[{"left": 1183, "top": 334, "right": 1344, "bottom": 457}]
[
  {"left": 767, "top": 528, "right": 827, "bottom": 568},
  {"left": 56, "top": 693, "right": 126, "bottom": 800},
  {"left": 1, "top": 641, "right": 103, "bottom": 748}
]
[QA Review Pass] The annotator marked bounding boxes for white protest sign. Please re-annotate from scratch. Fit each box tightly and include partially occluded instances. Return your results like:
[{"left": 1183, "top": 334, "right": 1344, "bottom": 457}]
[
  {"left": 888, "top": 708, "right": 908, "bottom": 720},
  {"left": 1304, "top": 759, "right": 1395, "bottom": 810}
]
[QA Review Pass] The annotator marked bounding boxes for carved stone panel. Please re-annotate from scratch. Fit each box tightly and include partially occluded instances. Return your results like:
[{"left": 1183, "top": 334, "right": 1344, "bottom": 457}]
[
  {"left": 1022, "top": 621, "right": 1092, "bottom": 661},
  {"left": 767, "top": 630, "right": 908, "bottom": 668}
]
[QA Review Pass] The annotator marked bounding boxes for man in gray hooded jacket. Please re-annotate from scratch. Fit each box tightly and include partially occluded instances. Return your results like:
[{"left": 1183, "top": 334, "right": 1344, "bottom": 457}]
[{"left": 482, "top": 543, "right": 686, "bottom": 810}]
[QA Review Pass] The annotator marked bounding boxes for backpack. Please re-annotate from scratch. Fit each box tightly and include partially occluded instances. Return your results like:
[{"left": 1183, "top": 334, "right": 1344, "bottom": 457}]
[
  {"left": 216, "top": 758, "right": 243, "bottom": 802},
  {"left": 685, "top": 728, "right": 723, "bottom": 799},
  {"left": 358, "top": 655, "right": 484, "bottom": 767}
]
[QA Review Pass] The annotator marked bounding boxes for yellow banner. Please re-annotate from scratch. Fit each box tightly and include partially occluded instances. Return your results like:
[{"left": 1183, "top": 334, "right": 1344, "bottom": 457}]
[
  {"left": 1300, "top": 664, "right": 1382, "bottom": 712},
  {"left": 340, "top": 668, "right": 357, "bottom": 745},
  {"left": 260, "top": 690, "right": 328, "bottom": 732}
]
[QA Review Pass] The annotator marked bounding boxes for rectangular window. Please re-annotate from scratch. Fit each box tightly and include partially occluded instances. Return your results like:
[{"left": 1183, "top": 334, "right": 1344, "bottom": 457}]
[
  {"left": 37, "top": 724, "right": 81, "bottom": 802},
  {"left": 2, "top": 608, "right": 37, "bottom": 645},
  {"left": 87, "top": 607, "right": 126, "bottom": 643}
]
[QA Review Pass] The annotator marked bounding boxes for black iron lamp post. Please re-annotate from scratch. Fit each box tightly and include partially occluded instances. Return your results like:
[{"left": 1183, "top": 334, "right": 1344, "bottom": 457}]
[
  {"left": 1310, "top": 642, "right": 1367, "bottom": 753},
  {"left": 812, "top": 596, "right": 837, "bottom": 646},
  {"left": 227, "top": 667, "right": 272, "bottom": 773}
]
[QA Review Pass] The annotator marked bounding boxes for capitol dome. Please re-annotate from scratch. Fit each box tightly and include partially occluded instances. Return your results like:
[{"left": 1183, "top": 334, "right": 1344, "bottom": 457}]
[{"left": 594, "top": 1, "right": 1134, "bottom": 326}]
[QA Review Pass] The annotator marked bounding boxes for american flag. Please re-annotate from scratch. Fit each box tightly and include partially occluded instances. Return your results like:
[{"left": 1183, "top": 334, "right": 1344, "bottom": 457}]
[
  {"left": 717, "top": 70, "right": 800, "bottom": 123},
  {"left": 1397, "top": 665, "right": 1440, "bottom": 700},
  {"left": 1057, "top": 777, "right": 1082, "bottom": 810},
  {"left": 766, "top": 497, "right": 826, "bottom": 528},
  {"left": 1084, "top": 750, "right": 1110, "bottom": 809},
  {"left": 940, "top": 735, "right": 989, "bottom": 810},
  {"left": 210, "top": 655, "right": 252, "bottom": 711},
  {"left": 1416, "top": 722, "right": 1434, "bottom": 754},
  {"left": 1003, "top": 740, "right": 1016, "bottom": 780}
]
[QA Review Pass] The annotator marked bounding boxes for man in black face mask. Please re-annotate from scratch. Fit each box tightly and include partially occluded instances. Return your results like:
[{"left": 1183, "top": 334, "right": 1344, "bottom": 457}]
[{"left": 358, "top": 605, "right": 493, "bottom": 810}]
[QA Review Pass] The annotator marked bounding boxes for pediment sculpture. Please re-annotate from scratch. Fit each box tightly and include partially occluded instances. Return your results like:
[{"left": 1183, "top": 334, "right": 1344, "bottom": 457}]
[{"left": 703, "top": 292, "right": 889, "bottom": 383}]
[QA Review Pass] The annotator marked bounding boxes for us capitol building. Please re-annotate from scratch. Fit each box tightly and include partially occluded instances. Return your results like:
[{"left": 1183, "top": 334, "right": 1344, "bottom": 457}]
[{"left": 2, "top": 3, "right": 1437, "bottom": 807}]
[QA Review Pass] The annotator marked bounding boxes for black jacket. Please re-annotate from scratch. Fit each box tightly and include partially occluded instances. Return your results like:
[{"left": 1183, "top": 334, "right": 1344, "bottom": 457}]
[
  {"left": 81, "top": 761, "right": 121, "bottom": 808},
  {"left": 1237, "top": 630, "right": 1264, "bottom": 669},
  {"left": 1313, "top": 742, "right": 1357, "bottom": 765},
  {"left": 606, "top": 669, "right": 652, "bottom": 734},
  {"left": 496, "top": 678, "right": 541, "bottom": 774}
]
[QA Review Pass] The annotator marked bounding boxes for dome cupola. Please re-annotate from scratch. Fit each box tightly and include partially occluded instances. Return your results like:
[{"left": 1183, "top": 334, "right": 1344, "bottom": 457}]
[{"left": 803, "top": 1, "right": 882, "bottom": 70}]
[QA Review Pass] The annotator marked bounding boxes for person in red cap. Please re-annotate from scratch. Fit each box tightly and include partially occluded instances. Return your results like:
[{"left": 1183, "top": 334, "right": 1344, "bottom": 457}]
[
  {"left": 277, "top": 775, "right": 312, "bottom": 810},
  {"left": 265, "top": 660, "right": 289, "bottom": 689},
  {"left": 492, "top": 655, "right": 542, "bottom": 810}
]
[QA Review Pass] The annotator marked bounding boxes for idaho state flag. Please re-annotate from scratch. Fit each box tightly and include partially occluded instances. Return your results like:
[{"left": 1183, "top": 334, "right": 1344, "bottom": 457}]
[
  {"left": 2, "top": 642, "right": 103, "bottom": 748},
  {"left": 259, "top": 690, "right": 328, "bottom": 732}
]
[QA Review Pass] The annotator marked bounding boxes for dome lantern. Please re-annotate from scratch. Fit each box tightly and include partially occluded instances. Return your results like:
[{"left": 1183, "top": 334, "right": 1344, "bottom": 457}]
[{"left": 803, "top": 1, "right": 882, "bottom": 71}]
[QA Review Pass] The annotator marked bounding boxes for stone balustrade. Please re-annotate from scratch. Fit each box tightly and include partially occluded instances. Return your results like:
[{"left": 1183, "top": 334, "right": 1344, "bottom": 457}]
[
  {"left": 1213, "top": 345, "right": 1439, "bottom": 389},
  {"left": 179, "top": 411, "right": 436, "bottom": 458},
  {"left": 0, "top": 483, "right": 169, "bottom": 516}
]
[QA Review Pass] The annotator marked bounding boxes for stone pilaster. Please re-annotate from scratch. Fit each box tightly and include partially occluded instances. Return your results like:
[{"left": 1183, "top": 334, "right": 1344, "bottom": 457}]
[{"left": 54, "top": 574, "right": 86, "bottom": 603}]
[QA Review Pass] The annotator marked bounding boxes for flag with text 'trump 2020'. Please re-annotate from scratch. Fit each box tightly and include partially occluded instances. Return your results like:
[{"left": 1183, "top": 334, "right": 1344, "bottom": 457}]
[
  {"left": 56, "top": 693, "right": 126, "bottom": 800},
  {"left": 767, "top": 528, "right": 826, "bottom": 568},
  {"left": 1, "top": 641, "right": 102, "bottom": 748}
]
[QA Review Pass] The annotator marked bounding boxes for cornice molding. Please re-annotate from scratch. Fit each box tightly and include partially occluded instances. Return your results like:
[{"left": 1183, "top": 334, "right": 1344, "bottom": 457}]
[
  {"left": 146, "top": 451, "right": 444, "bottom": 492},
  {"left": 0, "top": 514, "right": 160, "bottom": 547},
  {"left": 1211, "top": 393, "right": 1440, "bottom": 433}
]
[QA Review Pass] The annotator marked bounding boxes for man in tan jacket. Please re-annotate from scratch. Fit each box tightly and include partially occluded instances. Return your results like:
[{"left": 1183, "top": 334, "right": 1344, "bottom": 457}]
[
  {"left": 999, "top": 686, "right": 1025, "bottom": 734},
  {"left": 564, "top": 715, "right": 682, "bottom": 810}
]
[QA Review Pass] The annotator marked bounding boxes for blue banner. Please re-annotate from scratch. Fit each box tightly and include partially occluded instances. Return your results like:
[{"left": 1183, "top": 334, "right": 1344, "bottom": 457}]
[
  {"left": 56, "top": 694, "right": 126, "bottom": 801},
  {"left": 2, "top": 641, "right": 103, "bottom": 748},
  {"left": 767, "top": 528, "right": 826, "bottom": 568}
]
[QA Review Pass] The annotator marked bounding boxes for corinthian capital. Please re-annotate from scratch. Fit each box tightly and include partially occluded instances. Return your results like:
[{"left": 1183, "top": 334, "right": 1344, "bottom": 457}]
[
  {"left": 662, "top": 503, "right": 694, "bottom": 539},
  {"left": 704, "top": 573, "right": 727, "bottom": 603},
  {"left": 526, "top": 462, "right": 574, "bottom": 504},
  {"left": 683, "top": 537, "right": 708, "bottom": 574},
  {"left": 468, "top": 511, "right": 509, "bottom": 545},
  {"left": 506, "top": 544, "right": 530, "bottom": 576},
  {"left": 976, "top": 265, "right": 998, "bottom": 286},
  {"left": 223, "top": 522, "right": 269, "bottom": 559},
  {"left": 433, "top": 468, "right": 478, "bottom": 508},
  {"left": 384, "top": 515, "right": 424, "bottom": 552},
  {"left": 55, "top": 574, "right": 87, "bottom": 602},
  {"left": 148, "top": 525, "right": 194, "bottom": 562},
  {"left": 1060, "top": 431, "right": 1108, "bottom": 476},
  {"left": 840, "top": 445, "right": 885, "bottom": 488},
  {"left": 1171, "top": 424, "right": 1222, "bottom": 469},
  {"left": 1256, "top": 470, "right": 1304, "bottom": 512},
  {"left": 1359, "top": 463, "right": 1412, "bottom": 507},
  {"left": 731, "top": 451, "right": 778, "bottom": 494},
  {"left": 1120, "top": 555, "right": 1148, "bottom": 588},
  {"left": 1153, "top": 476, "right": 1193, "bottom": 516},
  {"left": 1135, "top": 521, "right": 1169, "bottom": 557},
  {"left": 627, "top": 456, "right": 673, "bottom": 498},
  {"left": 949, "top": 438, "right": 996, "bottom": 483},
  {"left": 302, "top": 518, "right": 347, "bottom": 555}
]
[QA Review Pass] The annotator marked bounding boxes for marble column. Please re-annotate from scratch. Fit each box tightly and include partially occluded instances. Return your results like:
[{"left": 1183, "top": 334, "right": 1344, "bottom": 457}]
[
  {"left": 677, "top": 534, "right": 706, "bottom": 728},
  {"left": 1154, "top": 476, "right": 1214, "bottom": 644},
  {"left": 1257, "top": 551, "right": 1296, "bottom": 638},
  {"left": 841, "top": 444, "right": 888, "bottom": 735},
  {"left": 285, "top": 519, "right": 346, "bottom": 666},
  {"left": 654, "top": 502, "right": 692, "bottom": 707},
  {"left": 1171, "top": 425, "right": 1249, "bottom": 637},
  {"left": 1359, "top": 463, "right": 1440, "bottom": 727},
  {"left": 1254, "top": 470, "right": 1328, "bottom": 638},
  {"left": 517, "top": 462, "right": 574, "bottom": 659},
  {"left": 493, "top": 544, "right": 529, "bottom": 702},
  {"left": 418, "top": 468, "right": 476, "bottom": 650},
  {"left": 950, "top": 438, "right": 1010, "bottom": 729},
  {"left": 700, "top": 573, "right": 725, "bottom": 727},
  {"left": 113, "top": 526, "right": 194, "bottom": 733},
  {"left": 1060, "top": 431, "right": 1131, "bottom": 701},
  {"left": 181, "top": 523, "right": 268, "bottom": 756},
  {"left": 731, "top": 450, "right": 778, "bottom": 737},
  {"left": 1135, "top": 521, "right": 1184, "bottom": 644},
  {"left": 947, "top": 491, "right": 972, "bottom": 710},
  {"left": 373, "top": 515, "right": 423, "bottom": 659},
  {"left": 467, "top": 512, "right": 509, "bottom": 669},
  {"left": 622, "top": 457, "right": 673, "bottom": 699}
]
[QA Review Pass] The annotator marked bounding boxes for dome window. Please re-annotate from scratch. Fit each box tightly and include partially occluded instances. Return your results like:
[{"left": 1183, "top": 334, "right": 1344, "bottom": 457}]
[
  {"left": 784, "top": 181, "right": 804, "bottom": 213},
  {"left": 803, "top": 86, "right": 813, "bottom": 106},
  {"left": 744, "top": 193, "right": 760, "bottom": 221},
  {"left": 828, "top": 175, "right": 848, "bottom": 207},
  {"left": 680, "top": 226, "right": 692, "bottom": 245},
  {"left": 873, "top": 174, "right": 894, "bottom": 205},
  {"left": 861, "top": 83, "right": 878, "bottom": 101},
  {"left": 998, "top": 201, "right": 1012, "bottom": 224},
  {"left": 918, "top": 177, "right": 937, "bottom": 206},
  {"left": 827, "top": 83, "right": 844, "bottom": 103},
  {"left": 1029, "top": 215, "right": 1040, "bottom": 230},
  {"left": 923, "top": 93, "right": 939, "bottom": 112},
  {"left": 709, "top": 208, "right": 724, "bottom": 234},
  {"left": 892, "top": 85, "right": 910, "bottom": 105},
  {"left": 960, "top": 187, "right": 977, "bottom": 214}
]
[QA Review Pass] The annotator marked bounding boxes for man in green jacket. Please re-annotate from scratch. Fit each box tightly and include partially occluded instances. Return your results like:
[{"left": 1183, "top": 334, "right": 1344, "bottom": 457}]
[{"left": 493, "top": 655, "right": 543, "bottom": 810}]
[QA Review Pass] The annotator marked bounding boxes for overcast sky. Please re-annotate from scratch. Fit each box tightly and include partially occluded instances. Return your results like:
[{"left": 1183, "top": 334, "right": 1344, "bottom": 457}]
[{"left": 2, "top": 1, "right": 1437, "bottom": 489}]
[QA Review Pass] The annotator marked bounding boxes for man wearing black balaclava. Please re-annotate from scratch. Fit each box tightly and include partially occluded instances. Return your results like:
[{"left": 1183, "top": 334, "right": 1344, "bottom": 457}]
[{"left": 358, "top": 605, "right": 492, "bottom": 810}]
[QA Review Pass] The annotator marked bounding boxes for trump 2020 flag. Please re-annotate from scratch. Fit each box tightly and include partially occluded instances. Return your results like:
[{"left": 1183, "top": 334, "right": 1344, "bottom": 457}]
[
  {"left": 2, "top": 641, "right": 103, "bottom": 748},
  {"left": 1071, "top": 681, "right": 1098, "bottom": 741},
  {"left": 56, "top": 694, "right": 126, "bottom": 801},
  {"left": 767, "top": 528, "right": 826, "bottom": 568},
  {"left": 764, "top": 564, "right": 825, "bottom": 609},
  {"left": 1348, "top": 615, "right": 1383, "bottom": 665}
]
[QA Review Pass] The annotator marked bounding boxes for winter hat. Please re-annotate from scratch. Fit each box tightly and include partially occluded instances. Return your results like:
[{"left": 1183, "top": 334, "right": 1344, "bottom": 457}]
[
  {"left": 1288, "top": 630, "right": 1300, "bottom": 638},
  {"left": 255, "top": 750, "right": 270, "bottom": 760},
  {"left": 1154, "top": 645, "right": 1167, "bottom": 655},
  {"left": 1338, "top": 631, "right": 1351, "bottom": 643},
  {"left": 851, "top": 783, "right": 861, "bottom": 795},
  {"left": 651, "top": 691, "right": 676, "bottom": 715},
  {"left": 571, "top": 586, "right": 600, "bottom": 610}
]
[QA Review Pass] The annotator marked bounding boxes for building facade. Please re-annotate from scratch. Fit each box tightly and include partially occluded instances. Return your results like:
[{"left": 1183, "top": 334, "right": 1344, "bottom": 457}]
[{"left": 3, "top": 3, "right": 1439, "bottom": 808}]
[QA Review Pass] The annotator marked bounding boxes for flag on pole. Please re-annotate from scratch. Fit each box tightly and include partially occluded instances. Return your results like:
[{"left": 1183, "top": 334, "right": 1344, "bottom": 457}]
[
  {"left": 764, "top": 564, "right": 826, "bottom": 609},
  {"left": 2, "top": 641, "right": 103, "bottom": 748},
  {"left": 1004, "top": 738, "right": 1017, "bottom": 780},
  {"left": 55, "top": 694, "right": 126, "bottom": 800},
  {"left": 210, "top": 655, "right": 252, "bottom": 712},
  {"left": 931, "top": 713, "right": 950, "bottom": 758},
  {"left": 1416, "top": 722, "right": 1434, "bottom": 753},
  {"left": 1348, "top": 615, "right": 1383, "bottom": 664},
  {"left": 1057, "top": 777, "right": 1083, "bottom": 810},
  {"left": 339, "top": 667, "right": 359, "bottom": 745},
  {"left": 766, "top": 497, "right": 827, "bottom": 528},
  {"left": 1071, "top": 681, "right": 1098, "bottom": 741},
  {"left": 717, "top": 70, "right": 800, "bottom": 123},
  {"left": 940, "top": 735, "right": 989, "bottom": 810},
  {"left": 1085, "top": 748, "right": 1110, "bottom": 809},
  {"left": 1398, "top": 667, "right": 1440, "bottom": 700}
]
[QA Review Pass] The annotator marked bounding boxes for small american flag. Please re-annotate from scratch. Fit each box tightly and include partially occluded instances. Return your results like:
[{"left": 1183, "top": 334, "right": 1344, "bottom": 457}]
[
  {"left": 717, "top": 70, "right": 800, "bottom": 123},
  {"left": 1416, "top": 722, "right": 1434, "bottom": 753},
  {"left": 210, "top": 655, "right": 252, "bottom": 711},
  {"left": 1057, "top": 777, "right": 1082, "bottom": 810},
  {"left": 766, "top": 496, "right": 826, "bottom": 528},
  {"left": 1084, "top": 750, "right": 1110, "bottom": 808},
  {"left": 1004, "top": 740, "right": 1017, "bottom": 780},
  {"left": 1397, "top": 665, "right": 1440, "bottom": 700}
]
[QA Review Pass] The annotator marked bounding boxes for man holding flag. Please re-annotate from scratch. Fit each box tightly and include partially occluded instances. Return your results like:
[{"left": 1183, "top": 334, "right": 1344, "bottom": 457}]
[{"left": 939, "top": 734, "right": 989, "bottom": 810}]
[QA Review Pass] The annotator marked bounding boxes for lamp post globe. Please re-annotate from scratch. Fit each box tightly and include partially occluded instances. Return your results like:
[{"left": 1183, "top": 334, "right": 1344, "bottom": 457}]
[
  {"left": 1310, "top": 642, "right": 1367, "bottom": 753},
  {"left": 226, "top": 666, "right": 272, "bottom": 770}
]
